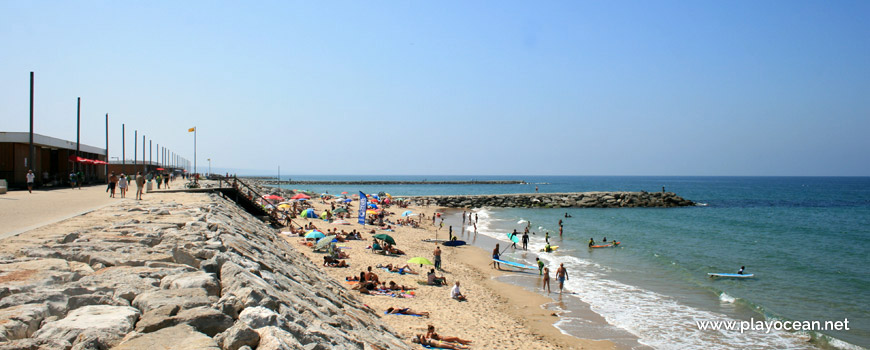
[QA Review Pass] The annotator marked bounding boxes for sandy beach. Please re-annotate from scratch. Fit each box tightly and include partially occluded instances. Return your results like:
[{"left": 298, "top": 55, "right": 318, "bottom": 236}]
[{"left": 274, "top": 189, "right": 613, "bottom": 350}]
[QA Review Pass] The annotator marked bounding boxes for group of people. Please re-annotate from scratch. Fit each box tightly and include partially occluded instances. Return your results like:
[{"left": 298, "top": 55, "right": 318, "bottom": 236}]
[{"left": 104, "top": 171, "right": 173, "bottom": 200}]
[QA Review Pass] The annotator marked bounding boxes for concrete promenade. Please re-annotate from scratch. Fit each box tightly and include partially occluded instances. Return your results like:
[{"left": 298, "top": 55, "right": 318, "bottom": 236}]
[{"left": 0, "top": 185, "right": 125, "bottom": 240}]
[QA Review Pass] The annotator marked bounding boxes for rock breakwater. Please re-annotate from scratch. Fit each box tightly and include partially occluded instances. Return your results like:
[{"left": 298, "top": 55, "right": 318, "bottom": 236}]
[
  {"left": 0, "top": 193, "right": 409, "bottom": 350},
  {"left": 409, "top": 192, "right": 694, "bottom": 208}
]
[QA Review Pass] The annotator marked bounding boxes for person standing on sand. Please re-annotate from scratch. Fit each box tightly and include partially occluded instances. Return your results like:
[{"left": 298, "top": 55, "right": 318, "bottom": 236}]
[
  {"left": 556, "top": 263, "right": 569, "bottom": 293},
  {"left": 26, "top": 170, "right": 35, "bottom": 193},
  {"left": 135, "top": 172, "right": 145, "bottom": 200},
  {"left": 542, "top": 266, "right": 551, "bottom": 293},
  {"left": 434, "top": 245, "right": 442, "bottom": 270},
  {"left": 490, "top": 244, "right": 500, "bottom": 269}
]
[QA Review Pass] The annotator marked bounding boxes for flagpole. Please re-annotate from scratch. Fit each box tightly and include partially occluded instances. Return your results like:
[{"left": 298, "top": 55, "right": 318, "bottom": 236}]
[{"left": 194, "top": 127, "right": 197, "bottom": 177}]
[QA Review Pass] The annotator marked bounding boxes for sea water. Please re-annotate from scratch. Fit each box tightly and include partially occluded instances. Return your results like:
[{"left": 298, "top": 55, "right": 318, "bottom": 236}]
[{"left": 277, "top": 176, "right": 870, "bottom": 349}]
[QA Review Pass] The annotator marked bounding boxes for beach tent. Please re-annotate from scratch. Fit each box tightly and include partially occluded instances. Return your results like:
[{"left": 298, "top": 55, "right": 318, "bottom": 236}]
[{"left": 301, "top": 209, "right": 318, "bottom": 218}]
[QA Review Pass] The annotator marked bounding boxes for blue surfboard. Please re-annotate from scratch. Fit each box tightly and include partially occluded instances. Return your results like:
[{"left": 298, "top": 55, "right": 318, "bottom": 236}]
[
  {"left": 708, "top": 273, "right": 754, "bottom": 278},
  {"left": 493, "top": 258, "right": 535, "bottom": 270}
]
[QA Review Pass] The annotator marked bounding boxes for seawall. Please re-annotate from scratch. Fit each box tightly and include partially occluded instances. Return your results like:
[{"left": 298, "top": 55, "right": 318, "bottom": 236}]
[
  {"left": 408, "top": 191, "right": 695, "bottom": 208},
  {"left": 0, "top": 191, "right": 409, "bottom": 349}
]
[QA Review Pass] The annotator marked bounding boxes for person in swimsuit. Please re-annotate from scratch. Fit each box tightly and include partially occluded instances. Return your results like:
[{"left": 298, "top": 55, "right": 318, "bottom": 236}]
[
  {"left": 542, "top": 266, "right": 551, "bottom": 293},
  {"left": 412, "top": 334, "right": 468, "bottom": 350},
  {"left": 386, "top": 307, "right": 429, "bottom": 317},
  {"left": 490, "top": 244, "right": 500, "bottom": 269},
  {"left": 556, "top": 263, "right": 569, "bottom": 293},
  {"left": 426, "top": 325, "right": 472, "bottom": 345},
  {"left": 738, "top": 266, "right": 746, "bottom": 275}
]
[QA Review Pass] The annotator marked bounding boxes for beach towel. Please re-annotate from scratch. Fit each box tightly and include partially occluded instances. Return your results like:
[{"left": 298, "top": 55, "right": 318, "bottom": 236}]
[{"left": 384, "top": 311, "right": 423, "bottom": 317}]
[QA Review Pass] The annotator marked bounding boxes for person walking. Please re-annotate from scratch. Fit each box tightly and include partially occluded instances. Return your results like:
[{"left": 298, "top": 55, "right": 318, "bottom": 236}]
[
  {"left": 434, "top": 245, "right": 442, "bottom": 270},
  {"left": 26, "top": 169, "right": 35, "bottom": 193},
  {"left": 542, "top": 266, "right": 551, "bottom": 293},
  {"left": 556, "top": 263, "right": 569, "bottom": 293},
  {"left": 108, "top": 172, "right": 118, "bottom": 198},
  {"left": 118, "top": 174, "right": 128, "bottom": 198},
  {"left": 69, "top": 171, "right": 77, "bottom": 189},
  {"left": 135, "top": 172, "right": 146, "bottom": 200},
  {"left": 490, "top": 244, "right": 500, "bottom": 269}
]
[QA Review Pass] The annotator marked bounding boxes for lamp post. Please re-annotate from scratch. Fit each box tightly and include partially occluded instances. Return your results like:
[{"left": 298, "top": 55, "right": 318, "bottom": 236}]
[{"left": 207, "top": 158, "right": 211, "bottom": 177}]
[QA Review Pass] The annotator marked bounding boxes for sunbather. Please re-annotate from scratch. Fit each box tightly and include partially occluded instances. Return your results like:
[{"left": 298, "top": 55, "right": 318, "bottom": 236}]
[
  {"left": 376, "top": 263, "right": 417, "bottom": 275},
  {"left": 386, "top": 307, "right": 429, "bottom": 317},
  {"left": 388, "top": 281, "right": 416, "bottom": 291},
  {"left": 426, "top": 325, "right": 472, "bottom": 345},
  {"left": 411, "top": 334, "right": 468, "bottom": 350},
  {"left": 323, "top": 256, "right": 348, "bottom": 268}
]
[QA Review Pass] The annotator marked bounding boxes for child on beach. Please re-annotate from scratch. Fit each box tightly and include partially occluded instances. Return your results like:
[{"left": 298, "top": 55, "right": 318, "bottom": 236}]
[{"left": 542, "top": 267, "right": 551, "bottom": 293}]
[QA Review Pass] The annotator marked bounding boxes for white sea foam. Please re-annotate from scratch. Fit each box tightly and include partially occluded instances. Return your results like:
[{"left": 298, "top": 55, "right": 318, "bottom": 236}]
[
  {"left": 469, "top": 211, "right": 822, "bottom": 350},
  {"left": 719, "top": 293, "right": 736, "bottom": 304}
]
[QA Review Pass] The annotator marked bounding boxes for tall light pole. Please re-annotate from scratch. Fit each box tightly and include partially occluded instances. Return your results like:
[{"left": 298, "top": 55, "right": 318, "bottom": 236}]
[{"left": 207, "top": 158, "right": 211, "bottom": 176}]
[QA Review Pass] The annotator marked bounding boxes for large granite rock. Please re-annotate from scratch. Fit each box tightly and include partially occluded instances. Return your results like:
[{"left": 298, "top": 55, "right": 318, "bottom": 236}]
[
  {"left": 32, "top": 305, "right": 139, "bottom": 348},
  {"left": 113, "top": 324, "right": 220, "bottom": 350}
]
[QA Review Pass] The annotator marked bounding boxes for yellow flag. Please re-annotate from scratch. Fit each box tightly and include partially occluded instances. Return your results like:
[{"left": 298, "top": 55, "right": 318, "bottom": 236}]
[{"left": 188, "top": 127, "right": 196, "bottom": 132}]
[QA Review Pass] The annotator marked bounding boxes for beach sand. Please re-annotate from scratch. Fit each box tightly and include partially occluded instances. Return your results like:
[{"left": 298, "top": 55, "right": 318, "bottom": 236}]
[
  {"left": 0, "top": 180, "right": 613, "bottom": 349},
  {"left": 283, "top": 195, "right": 613, "bottom": 349}
]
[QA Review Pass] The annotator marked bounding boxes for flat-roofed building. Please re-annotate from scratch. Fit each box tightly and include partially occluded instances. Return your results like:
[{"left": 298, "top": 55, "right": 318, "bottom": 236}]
[{"left": 0, "top": 131, "right": 107, "bottom": 189}]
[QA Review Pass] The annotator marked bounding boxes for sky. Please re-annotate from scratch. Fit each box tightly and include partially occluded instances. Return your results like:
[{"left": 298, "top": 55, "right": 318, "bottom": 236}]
[{"left": 1, "top": 1, "right": 869, "bottom": 176}]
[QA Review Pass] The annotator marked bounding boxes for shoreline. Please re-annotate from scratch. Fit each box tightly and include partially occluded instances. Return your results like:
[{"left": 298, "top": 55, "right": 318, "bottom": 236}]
[{"left": 276, "top": 188, "right": 613, "bottom": 349}]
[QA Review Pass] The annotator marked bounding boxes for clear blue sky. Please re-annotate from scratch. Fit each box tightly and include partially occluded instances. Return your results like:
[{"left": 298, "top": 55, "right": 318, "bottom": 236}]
[{"left": 2, "top": 1, "right": 868, "bottom": 176}]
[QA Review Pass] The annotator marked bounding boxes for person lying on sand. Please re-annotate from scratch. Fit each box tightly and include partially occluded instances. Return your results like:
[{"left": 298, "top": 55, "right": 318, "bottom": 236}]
[
  {"left": 411, "top": 334, "right": 467, "bottom": 349},
  {"left": 388, "top": 281, "right": 416, "bottom": 291},
  {"left": 323, "top": 256, "right": 348, "bottom": 268},
  {"left": 426, "top": 325, "right": 472, "bottom": 345},
  {"left": 386, "top": 307, "right": 429, "bottom": 317},
  {"left": 382, "top": 243, "right": 405, "bottom": 255},
  {"left": 376, "top": 263, "right": 417, "bottom": 274}
]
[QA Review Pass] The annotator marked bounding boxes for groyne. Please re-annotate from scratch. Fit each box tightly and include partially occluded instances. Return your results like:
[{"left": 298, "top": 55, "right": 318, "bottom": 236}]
[
  {"left": 259, "top": 180, "right": 526, "bottom": 185},
  {"left": 408, "top": 191, "right": 695, "bottom": 208},
  {"left": 0, "top": 192, "right": 409, "bottom": 349}
]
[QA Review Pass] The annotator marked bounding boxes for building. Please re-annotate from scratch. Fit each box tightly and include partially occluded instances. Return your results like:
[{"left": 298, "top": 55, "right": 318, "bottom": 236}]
[{"left": 0, "top": 131, "right": 107, "bottom": 189}]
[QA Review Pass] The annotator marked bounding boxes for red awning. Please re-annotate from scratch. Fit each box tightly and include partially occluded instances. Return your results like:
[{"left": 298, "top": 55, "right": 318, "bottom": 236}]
[
  {"left": 156, "top": 167, "right": 165, "bottom": 171},
  {"left": 68, "top": 155, "right": 106, "bottom": 164}
]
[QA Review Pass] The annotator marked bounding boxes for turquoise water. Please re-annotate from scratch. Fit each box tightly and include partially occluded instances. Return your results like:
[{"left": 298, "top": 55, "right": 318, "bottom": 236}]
[{"left": 277, "top": 176, "right": 870, "bottom": 349}]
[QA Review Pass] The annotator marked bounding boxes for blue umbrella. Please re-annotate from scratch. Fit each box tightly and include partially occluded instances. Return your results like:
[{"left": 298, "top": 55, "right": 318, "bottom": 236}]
[
  {"left": 402, "top": 210, "right": 414, "bottom": 217},
  {"left": 301, "top": 208, "right": 318, "bottom": 218},
  {"left": 305, "top": 230, "right": 325, "bottom": 239},
  {"left": 367, "top": 203, "right": 379, "bottom": 209},
  {"left": 343, "top": 199, "right": 352, "bottom": 203}
]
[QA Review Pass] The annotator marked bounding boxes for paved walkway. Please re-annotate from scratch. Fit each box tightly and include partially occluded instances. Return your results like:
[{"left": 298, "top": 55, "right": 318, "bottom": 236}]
[{"left": 0, "top": 185, "right": 130, "bottom": 240}]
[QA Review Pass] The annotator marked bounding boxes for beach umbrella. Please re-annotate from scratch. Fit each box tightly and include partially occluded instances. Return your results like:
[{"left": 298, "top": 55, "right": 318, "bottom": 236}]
[
  {"left": 367, "top": 203, "right": 378, "bottom": 209},
  {"left": 401, "top": 210, "right": 414, "bottom": 217},
  {"left": 304, "top": 230, "right": 325, "bottom": 239},
  {"left": 316, "top": 235, "right": 337, "bottom": 250},
  {"left": 373, "top": 234, "right": 395, "bottom": 245},
  {"left": 371, "top": 194, "right": 379, "bottom": 200},
  {"left": 507, "top": 232, "right": 519, "bottom": 244},
  {"left": 301, "top": 208, "right": 318, "bottom": 218},
  {"left": 277, "top": 204, "right": 292, "bottom": 209},
  {"left": 291, "top": 193, "right": 311, "bottom": 200},
  {"left": 378, "top": 192, "right": 386, "bottom": 197},
  {"left": 343, "top": 199, "right": 352, "bottom": 203},
  {"left": 407, "top": 257, "right": 433, "bottom": 266},
  {"left": 263, "top": 194, "right": 284, "bottom": 201},
  {"left": 366, "top": 209, "right": 379, "bottom": 215},
  {"left": 341, "top": 191, "right": 348, "bottom": 195},
  {"left": 333, "top": 207, "right": 348, "bottom": 214}
]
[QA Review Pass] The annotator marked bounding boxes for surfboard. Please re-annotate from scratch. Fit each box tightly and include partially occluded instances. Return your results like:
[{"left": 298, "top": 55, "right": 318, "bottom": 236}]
[
  {"left": 708, "top": 273, "right": 754, "bottom": 278},
  {"left": 422, "top": 239, "right": 448, "bottom": 243},
  {"left": 492, "top": 258, "right": 535, "bottom": 270},
  {"left": 590, "top": 241, "right": 620, "bottom": 248},
  {"left": 443, "top": 240, "right": 466, "bottom": 247},
  {"left": 539, "top": 246, "right": 559, "bottom": 252}
]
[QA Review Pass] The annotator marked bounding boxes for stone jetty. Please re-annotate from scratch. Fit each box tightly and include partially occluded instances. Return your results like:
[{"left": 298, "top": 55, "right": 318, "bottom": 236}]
[
  {"left": 0, "top": 193, "right": 409, "bottom": 350},
  {"left": 408, "top": 191, "right": 695, "bottom": 208}
]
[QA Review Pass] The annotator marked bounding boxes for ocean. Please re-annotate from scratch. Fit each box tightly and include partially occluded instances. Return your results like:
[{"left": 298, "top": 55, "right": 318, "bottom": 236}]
[{"left": 275, "top": 176, "right": 870, "bottom": 350}]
